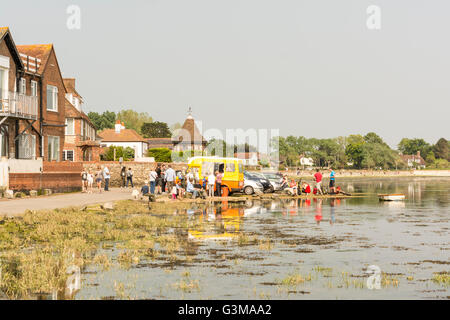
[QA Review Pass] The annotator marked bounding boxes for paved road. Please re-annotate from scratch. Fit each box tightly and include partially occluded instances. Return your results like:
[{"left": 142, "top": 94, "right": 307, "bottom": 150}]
[{"left": 0, "top": 188, "right": 133, "bottom": 217}]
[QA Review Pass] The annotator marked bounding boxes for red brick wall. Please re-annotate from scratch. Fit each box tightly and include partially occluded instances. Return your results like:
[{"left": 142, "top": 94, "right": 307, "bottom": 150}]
[
  {"left": 8, "top": 161, "right": 82, "bottom": 192},
  {"left": 9, "top": 172, "right": 82, "bottom": 193}
]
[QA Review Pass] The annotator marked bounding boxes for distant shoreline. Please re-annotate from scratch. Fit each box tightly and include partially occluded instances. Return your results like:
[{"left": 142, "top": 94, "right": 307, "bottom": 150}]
[{"left": 284, "top": 169, "right": 450, "bottom": 178}]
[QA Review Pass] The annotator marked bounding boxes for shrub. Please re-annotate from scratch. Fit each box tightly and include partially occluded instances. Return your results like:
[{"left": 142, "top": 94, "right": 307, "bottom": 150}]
[{"left": 147, "top": 148, "right": 172, "bottom": 162}]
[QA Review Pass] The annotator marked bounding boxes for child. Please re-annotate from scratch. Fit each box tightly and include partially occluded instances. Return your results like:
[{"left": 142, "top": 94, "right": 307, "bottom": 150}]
[
  {"left": 87, "top": 171, "right": 94, "bottom": 194},
  {"left": 171, "top": 184, "right": 178, "bottom": 200}
]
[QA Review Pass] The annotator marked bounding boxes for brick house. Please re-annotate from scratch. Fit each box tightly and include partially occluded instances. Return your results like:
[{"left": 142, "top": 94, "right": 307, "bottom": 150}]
[
  {"left": 63, "top": 78, "right": 101, "bottom": 161},
  {"left": 15, "top": 42, "right": 67, "bottom": 162},
  {"left": 0, "top": 27, "right": 77, "bottom": 191},
  {"left": 1, "top": 27, "right": 66, "bottom": 161}
]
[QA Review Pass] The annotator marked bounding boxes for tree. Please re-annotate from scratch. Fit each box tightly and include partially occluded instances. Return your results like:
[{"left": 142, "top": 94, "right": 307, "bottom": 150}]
[
  {"left": 398, "top": 138, "right": 431, "bottom": 159},
  {"left": 147, "top": 148, "right": 172, "bottom": 162},
  {"left": 101, "top": 146, "right": 134, "bottom": 161},
  {"left": 364, "top": 132, "right": 385, "bottom": 145},
  {"left": 116, "top": 109, "right": 153, "bottom": 134},
  {"left": 88, "top": 111, "right": 116, "bottom": 131},
  {"left": 345, "top": 135, "right": 365, "bottom": 168},
  {"left": 141, "top": 121, "right": 172, "bottom": 138},
  {"left": 433, "top": 138, "right": 449, "bottom": 161}
]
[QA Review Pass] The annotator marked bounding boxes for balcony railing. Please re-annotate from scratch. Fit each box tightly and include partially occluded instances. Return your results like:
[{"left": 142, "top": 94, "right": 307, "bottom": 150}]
[{"left": 0, "top": 91, "right": 38, "bottom": 120}]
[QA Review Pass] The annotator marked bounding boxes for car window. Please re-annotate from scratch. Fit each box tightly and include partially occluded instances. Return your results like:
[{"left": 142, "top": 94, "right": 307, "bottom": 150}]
[{"left": 226, "top": 163, "right": 235, "bottom": 172}]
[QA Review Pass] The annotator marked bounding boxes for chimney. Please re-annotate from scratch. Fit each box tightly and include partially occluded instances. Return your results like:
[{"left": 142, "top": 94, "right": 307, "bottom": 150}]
[
  {"left": 417, "top": 151, "right": 421, "bottom": 157},
  {"left": 115, "top": 120, "right": 122, "bottom": 133}
]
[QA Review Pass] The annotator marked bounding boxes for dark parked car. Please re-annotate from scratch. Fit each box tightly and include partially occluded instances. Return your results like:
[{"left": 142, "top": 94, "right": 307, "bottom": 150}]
[{"left": 244, "top": 171, "right": 273, "bottom": 193}]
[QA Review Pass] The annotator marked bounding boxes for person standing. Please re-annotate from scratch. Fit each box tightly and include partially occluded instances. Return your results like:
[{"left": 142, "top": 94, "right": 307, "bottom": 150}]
[
  {"left": 120, "top": 166, "right": 127, "bottom": 188},
  {"left": 87, "top": 170, "right": 94, "bottom": 194},
  {"left": 155, "top": 164, "right": 162, "bottom": 194},
  {"left": 329, "top": 168, "right": 336, "bottom": 194},
  {"left": 161, "top": 165, "right": 167, "bottom": 193},
  {"left": 103, "top": 166, "right": 111, "bottom": 191},
  {"left": 126, "top": 167, "right": 134, "bottom": 188},
  {"left": 314, "top": 169, "right": 323, "bottom": 195},
  {"left": 207, "top": 171, "right": 216, "bottom": 197},
  {"left": 95, "top": 167, "right": 103, "bottom": 193},
  {"left": 165, "top": 165, "right": 176, "bottom": 193},
  {"left": 149, "top": 168, "right": 157, "bottom": 195},
  {"left": 81, "top": 168, "right": 88, "bottom": 192},
  {"left": 215, "top": 171, "right": 223, "bottom": 197}
]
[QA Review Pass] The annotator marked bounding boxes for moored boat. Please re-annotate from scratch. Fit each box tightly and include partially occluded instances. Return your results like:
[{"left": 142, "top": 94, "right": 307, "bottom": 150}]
[{"left": 378, "top": 194, "right": 406, "bottom": 201}]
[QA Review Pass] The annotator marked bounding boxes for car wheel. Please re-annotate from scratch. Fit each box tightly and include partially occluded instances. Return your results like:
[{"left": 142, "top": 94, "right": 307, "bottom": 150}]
[
  {"left": 244, "top": 186, "right": 254, "bottom": 195},
  {"left": 266, "top": 186, "right": 274, "bottom": 193}
]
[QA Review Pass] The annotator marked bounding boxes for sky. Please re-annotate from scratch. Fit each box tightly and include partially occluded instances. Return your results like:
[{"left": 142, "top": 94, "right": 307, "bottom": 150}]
[{"left": 1, "top": 0, "right": 449, "bottom": 148}]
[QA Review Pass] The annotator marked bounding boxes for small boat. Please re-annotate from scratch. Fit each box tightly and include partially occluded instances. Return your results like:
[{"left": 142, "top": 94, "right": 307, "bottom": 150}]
[{"left": 378, "top": 194, "right": 406, "bottom": 201}]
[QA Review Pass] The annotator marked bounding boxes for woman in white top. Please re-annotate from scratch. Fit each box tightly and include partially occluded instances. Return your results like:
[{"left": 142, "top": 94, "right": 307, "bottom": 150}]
[{"left": 207, "top": 172, "right": 216, "bottom": 197}]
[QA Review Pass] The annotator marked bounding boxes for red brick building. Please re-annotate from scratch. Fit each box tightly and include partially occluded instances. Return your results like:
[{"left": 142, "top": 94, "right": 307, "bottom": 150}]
[{"left": 63, "top": 78, "right": 101, "bottom": 161}]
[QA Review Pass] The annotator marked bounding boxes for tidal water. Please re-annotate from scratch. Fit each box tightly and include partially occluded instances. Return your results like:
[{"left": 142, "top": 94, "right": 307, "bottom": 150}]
[{"left": 77, "top": 177, "right": 449, "bottom": 300}]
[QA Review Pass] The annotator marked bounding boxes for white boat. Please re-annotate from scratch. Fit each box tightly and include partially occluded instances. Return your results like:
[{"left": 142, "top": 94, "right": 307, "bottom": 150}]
[{"left": 378, "top": 194, "right": 406, "bottom": 201}]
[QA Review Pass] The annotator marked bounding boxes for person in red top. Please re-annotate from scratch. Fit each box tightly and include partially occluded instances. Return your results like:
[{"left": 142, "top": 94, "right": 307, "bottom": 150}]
[
  {"left": 313, "top": 169, "right": 323, "bottom": 195},
  {"left": 301, "top": 182, "right": 311, "bottom": 194}
]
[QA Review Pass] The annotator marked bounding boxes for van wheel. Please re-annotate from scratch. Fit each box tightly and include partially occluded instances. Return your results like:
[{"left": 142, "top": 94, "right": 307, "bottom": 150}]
[{"left": 244, "top": 186, "right": 254, "bottom": 195}]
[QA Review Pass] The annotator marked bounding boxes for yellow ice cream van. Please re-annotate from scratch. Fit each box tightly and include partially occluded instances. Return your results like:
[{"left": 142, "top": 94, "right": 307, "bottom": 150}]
[{"left": 187, "top": 156, "right": 244, "bottom": 194}]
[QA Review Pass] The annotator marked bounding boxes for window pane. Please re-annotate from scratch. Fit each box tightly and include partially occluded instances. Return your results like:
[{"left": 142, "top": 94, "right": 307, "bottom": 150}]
[
  {"left": 47, "top": 86, "right": 53, "bottom": 110},
  {"left": 226, "top": 163, "right": 235, "bottom": 172}
]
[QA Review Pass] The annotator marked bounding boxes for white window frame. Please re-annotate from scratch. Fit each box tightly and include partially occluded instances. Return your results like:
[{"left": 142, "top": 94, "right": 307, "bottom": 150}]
[
  {"left": 46, "top": 85, "right": 58, "bottom": 112},
  {"left": 65, "top": 118, "right": 75, "bottom": 135},
  {"left": 31, "top": 80, "right": 38, "bottom": 97},
  {"left": 63, "top": 150, "right": 74, "bottom": 161},
  {"left": 47, "top": 135, "right": 60, "bottom": 161},
  {"left": 19, "top": 78, "right": 26, "bottom": 95}
]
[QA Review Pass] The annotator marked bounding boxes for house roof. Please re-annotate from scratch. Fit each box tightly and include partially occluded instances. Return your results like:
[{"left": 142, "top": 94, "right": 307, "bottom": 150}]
[
  {"left": 0, "top": 27, "right": 24, "bottom": 71},
  {"left": 147, "top": 138, "right": 173, "bottom": 149},
  {"left": 400, "top": 154, "right": 426, "bottom": 165},
  {"left": 235, "top": 152, "right": 259, "bottom": 159},
  {"left": 99, "top": 128, "right": 147, "bottom": 143},
  {"left": 172, "top": 115, "right": 207, "bottom": 144},
  {"left": 64, "top": 99, "right": 96, "bottom": 128},
  {"left": 64, "top": 78, "right": 83, "bottom": 99},
  {"left": 16, "top": 44, "right": 53, "bottom": 74}
]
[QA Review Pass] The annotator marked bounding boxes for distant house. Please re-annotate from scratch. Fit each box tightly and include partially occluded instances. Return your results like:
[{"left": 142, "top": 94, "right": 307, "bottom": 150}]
[
  {"left": 63, "top": 78, "right": 101, "bottom": 161},
  {"left": 147, "top": 137, "right": 173, "bottom": 150},
  {"left": 99, "top": 121, "right": 148, "bottom": 159},
  {"left": 171, "top": 109, "right": 207, "bottom": 152},
  {"left": 235, "top": 152, "right": 259, "bottom": 166},
  {"left": 299, "top": 155, "right": 314, "bottom": 167},
  {"left": 400, "top": 151, "right": 426, "bottom": 169}
]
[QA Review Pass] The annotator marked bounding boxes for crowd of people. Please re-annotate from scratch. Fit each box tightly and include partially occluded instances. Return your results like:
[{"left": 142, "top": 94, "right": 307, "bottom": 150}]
[
  {"left": 280, "top": 168, "right": 339, "bottom": 196},
  {"left": 81, "top": 164, "right": 342, "bottom": 199}
]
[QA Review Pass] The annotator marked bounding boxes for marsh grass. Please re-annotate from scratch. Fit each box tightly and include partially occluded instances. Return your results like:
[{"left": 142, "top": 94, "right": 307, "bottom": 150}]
[
  {"left": 431, "top": 272, "right": 450, "bottom": 286},
  {"left": 0, "top": 200, "right": 200, "bottom": 299}
]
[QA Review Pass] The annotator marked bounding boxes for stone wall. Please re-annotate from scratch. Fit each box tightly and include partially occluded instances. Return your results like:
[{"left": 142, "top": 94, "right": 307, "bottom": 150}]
[{"left": 82, "top": 161, "right": 188, "bottom": 187}]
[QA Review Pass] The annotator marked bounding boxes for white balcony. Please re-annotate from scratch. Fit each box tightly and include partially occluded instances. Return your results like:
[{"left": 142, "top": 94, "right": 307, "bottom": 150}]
[{"left": 0, "top": 91, "right": 38, "bottom": 120}]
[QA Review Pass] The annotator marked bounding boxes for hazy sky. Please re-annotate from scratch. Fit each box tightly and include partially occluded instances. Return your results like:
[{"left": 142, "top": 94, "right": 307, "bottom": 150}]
[{"left": 2, "top": 0, "right": 449, "bottom": 148}]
